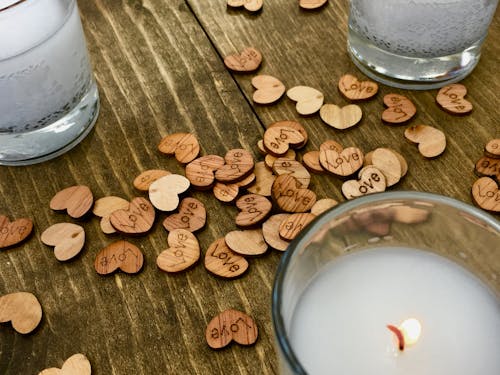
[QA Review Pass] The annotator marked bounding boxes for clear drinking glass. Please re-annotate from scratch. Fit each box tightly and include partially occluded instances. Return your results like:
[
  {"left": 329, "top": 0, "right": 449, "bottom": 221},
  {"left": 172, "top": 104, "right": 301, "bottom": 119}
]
[
  {"left": 0, "top": 0, "right": 99, "bottom": 165},
  {"left": 348, "top": 0, "right": 499, "bottom": 89},
  {"left": 272, "top": 192, "right": 500, "bottom": 374}
]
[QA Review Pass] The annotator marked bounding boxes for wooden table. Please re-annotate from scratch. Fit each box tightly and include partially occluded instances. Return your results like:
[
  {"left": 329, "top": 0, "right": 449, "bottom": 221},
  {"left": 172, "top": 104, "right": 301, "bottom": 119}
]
[{"left": 1, "top": 1, "right": 498, "bottom": 373}]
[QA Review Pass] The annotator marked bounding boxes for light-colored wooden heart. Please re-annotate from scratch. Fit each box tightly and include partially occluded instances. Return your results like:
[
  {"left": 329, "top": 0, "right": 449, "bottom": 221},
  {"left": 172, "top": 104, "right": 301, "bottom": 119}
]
[
  {"left": 338, "top": 74, "right": 378, "bottom": 101},
  {"left": 371, "top": 148, "right": 403, "bottom": 186},
  {"left": 0, "top": 215, "right": 33, "bottom": 249},
  {"left": 94, "top": 240, "right": 144, "bottom": 275},
  {"left": 185, "top": 155, "right": 225, "bottom": 190},
  {"left": 213, "top": 182, "right": 239, "bottom": 203},
  {"left": 485, "top": 139, "right": 500, "bottom": 159},
  {"left": 263, "top": 126, "right": 305, "bottom": 156},
  {"left": 310, "top": 198, "right": 338, "bottom": 216},
  {"left": 436, "top": 84, "right": 473, "bottom": 114},
  {"left": 287, "top": 86, "right": 324, "bottom": 115},
  {"left": 92, "top": 196, "right": 130, "bottom": 234},
  {"left": 158, "top": 133, "right": 200, "bottom": 163},
  {"left": 41, "top": 223, "right": 85, "bottom": 261},
  {"left": 262, "top": 214, "right": 291, "bottom": 251},
  {"left": 0, "top": 292, "right": 42, "bottom": 334},
  {"left": 50, "top": 185, "right": 93, "bottom": 219},
  {"left": 224, "top": 47, "right": 262, "bottom": 72},
  {"left": 319, "top": 139, "right": 343, "bottom": 153},
  {"left": 247, "top": 161, "right": 276, "bottom": 196},
  {"left": 204, "top": 238, "right": 249, "bottom": 278},
  {"left": 252, "top": 75, "right": 285, "bottom": 104},
  {"left": 279, "top": 212, "right": 316, "bottom": 240},
  {"left": 272, "top": 157, "right": 311, "bottom": 188},
  {"left": 163, "top": 197, "right": 206, "bottom": 232},
  {"left": 404, "top": 124, "right": 446, "bottom": 158},
  {"left": 475, "top": 156, "right": 500, "bottom": 180},
  {"left": 215, "top": 149, "right": 255, "bottom": 183},
  {"left": 227, "top": 0, "right": 263, "bottom": 12},
  {"left": 157, "top": 229, "right": 200, "bottom": 273},
  {"left": 320, "top": 104, "right": 362, "bottom": 130},
  {"left": 299, "top": 0, "right": 327, "bottom": 9},
  {"left": 268, "top": 120, "right": 308, "bottom": 148},
  {"left": 133, "top": 169, "right": 171, "bottom": 191},
  {"left": 302, "top": 151, "right": 325, "bottom": 173},
  {"left": 342, "top": 166, "right": 387, "bottom": 199},
  {"left": 109, "top": 197, "right": 155, "bottom": 235},
  {"left": 225, "top": 228, "right": 268, "bottom": 256},
  {"left": 206, "top": 309, "right": 258, "bottom": 349},
  {"left": 319, "top": 146, "right": 364, "bottom": 176},
  {"left": 265, "top": 149, "right": 296, "bottom": 169},
  {"left": 38, "top": 353, "right": 91, "bottom": 375},
  {"left": 235, "top": 194, "right": 272, "bottom": 226},
  {"left": 471, "top": 177, "right": 500, "bottom": 212},
  {"left": 149, "top": 174, "right": 190, "bottom": 212},
  {"left": 272, "top": 174, "right": 316, "bottom": 213},
  {"left": 382, "top": 94, "right": 416, "bottom": 124}
]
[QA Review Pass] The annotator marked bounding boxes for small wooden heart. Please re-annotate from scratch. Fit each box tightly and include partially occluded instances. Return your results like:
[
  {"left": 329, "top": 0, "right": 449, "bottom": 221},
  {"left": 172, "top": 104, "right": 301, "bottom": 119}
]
[
  {"left": 319, "top": 146, "right": 364, "bottom": 176},
  {"left": 227, "top": 0, "right": 263, "bottom": 12},
  {"left": 371, "top": 148, "right": 403, "bottom": 187},
  {"left": 0, "top": 292, "right": 42, "bottom": 334},
  {"left": 157, "top": 229, "right": 200, "bottom": 273},
  {"left": 265, "top": 149, "right": 296, "bottom": 169},
  {"left": 215, "top": 149, "right": 255, "bottom": 183},
  {"left": 436, "top": 84, "right": 473, "bottom": 115},
  {"left": 224, "top": 47, "right": 262, "bottom": 72},
  {"left": 299, "top": 0, "right": 327, "bottom": 9},
  {"left": 287, "top": 86, "right": 324, "bottom": 115},
  {"left": 342, "top": 166, "right": 387, "bottom": 199},
  {"left": 92, "top": 196, "right": 130, "bottom": 234},
  {"left": 272, "top": 174, "right": 316, "bottom": 213},
  {"left": 302, "top": 150, "right": 325, "bottom": 174},
  {"left": 41, "top": 223, "right": 85, "bottom": 261},
  {"left": 94, "top": 240, "right": 144, "bottom": 275},
  {"left": 235, "top": 194, "right": 272, "bottom": 226},
  {"left": 38, "top": 353, "right": 91, "bottom": 375},
  {"left": 263, "top": 126, "right": 305, "bottom": 156},
  {"left": 320, "top": 104, "right": 362, "bottom": 130},
  {"left": 247, "top": 161, "right": 276, "bottom": 197},
  {"left": 158, "top": 133, "right": 200, "bottom": 164},
  {"left": 475, "top": 156, "right": 500, "bottom": 180},
  {"left": 185, "top": 155, "right": 225, "bottom": 190},
  {"left": 471, "top": 177, "right": 500, "bottom": 212},
  {"left": 163, "top": 197, "right": 206, "bottom": 232},
  {"left": 338, "top": 74, "right": 378, "bottom": 101},
  {"left": 110, "top": 197, "right": 155, "bottom": 235},
  {"left": 50, "top": 185, "right": 93, "bottom": 219},
  {"left": 262, "top": 214, "right": 291, "bottom": 251},
  {"left": 272, "top": 158, "right": 311, "bottom": 188},
  {"left": 0, "top": 215, "right": 33, "bottom": 249},
  {"left": 404, "top": 124, "right": 446, "bottom": 158},
  {"left": 133, "top": 169, "right": 171, "bottom": 191},
  {"left": 279, "top": 212, "right": 316, "bottom": 240},
  {"left": 213, "top": 182, "right": 240, "bottom": 203},
  {"left": 485, "top": 139, "right": 500, "bottom": 159},
  {"left": 206, "top": 309, "right": 258, "bottom": 349},
  {"left": 252, "top": 75, "right": 285, "bottom": 104},
  {"left": 149, "top": 174, "right": 190, "bottom": 212},
  {"left": 204, "top": 238, "right": 249, "bottom": 278},
  {"left": 310, "top": 198, "right": 338, "bottom": 216},
  {"left": 382, "top": 94, "right": 416, "bottom": 124},
  {"left": 268, "top": 120, "right": 308, "bottom": 148},
  {"left": 225, "top": 228, "right": 268, "bottom": 256}
]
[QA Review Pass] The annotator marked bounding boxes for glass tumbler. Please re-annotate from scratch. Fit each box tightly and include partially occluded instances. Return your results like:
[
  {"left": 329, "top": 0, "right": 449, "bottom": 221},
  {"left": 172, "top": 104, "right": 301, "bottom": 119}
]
[
  {"left": 347, "top": 0, "right": 499, "bottom": 89},
  {"left": 0, "top": 0, "right": 99, "bottom": 165}
]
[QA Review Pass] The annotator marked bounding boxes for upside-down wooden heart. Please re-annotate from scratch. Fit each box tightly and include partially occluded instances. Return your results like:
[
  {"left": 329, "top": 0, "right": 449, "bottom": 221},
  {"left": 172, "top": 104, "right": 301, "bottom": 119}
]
[
  {"left": 272, "top": 174, "right": 316, "bottom": 213},
  {"left": 436, "top": 84, "right": 473, "bottom": 114},
  {"left": 41, "top": 223, "right": 85, "bottom": 261},
  {"left": 320, "top": 104, "right": 362, "bottom": 130},
  {"left": 247, "top": 161, "right": 276, "bottom": 196},
  {"left": 204, "top": 238, "right": 249, "bottom": 278},
  {"left": 0, "top": 292, "right": 42, "bottom": 334},
  {"left": 287, "top": 86, "right": 324, "bottom": 115},
  {"left": 263, "top": 126, "right": 305, "bottom": 156},
  {"left": 0, "top": 215, "right": 33, "bottom": 249},
  {"left": 338, "top": 74, "right": 378, "bottom": 101},
  {"left": 50, "top": 185, "right": 93, "bottom": 219},
  {"left": 157, "top": 229, "right": 200, "bottom": 273},
  {"left": 272, "top": 157, "right": 311, "bottom": 188},
  {"left": 94, "top": 240, "right": 144, "bottom": 275},
  {"left": 252, "top": 75, "right": 285, "bottom": 104},
  {"left": 215, "top": 149, "right": 254, "bottom": 183},
  {"left": 382, "top": 94, "right": 416, "bottom": 124},
  {"left": 485, "top": 139, "right": 500, "bottom": 158},
  {"left": 235, "top": 194, "right": 272, "bottom": 226},
  {"left": 342, "top": 166, "right": 387, "bottom": 199},
  {"left": 149, "top": 174, "right": 190, "bottom": 212},
  {"left": 92, "top": 196, "right": 130, "bottom": 234},
  {"left": 213, "top": 174, "right": 255, "bottom": 203},
  {"left": 38, "top": 353, "right": 91, "bottom": 375},
  {"left": 225, "top": 228, "right": 268, "bottom": 256},
  {"left": 404, "top": 124, "right": 446, "bottom": 158},
  {"left": 206, "top": 309, "right": 258, "bottom": 349},
  {"left": 163, "top": 197, "right": 206, "bottom": 232},
  {"left": 224, "top": 47, "right": 262, "bottom": 72},
  {"left": 268, "top": 120, "right": 308, "bottom": 148},
  {"left": 299, "top": 0, "right": 327, "bottom": 9},
  {"left": 109, "top": 197, "right": 155, "bottom": 235},
  {"left": 158, "top": 133, "right": 200, "bottom": 164},
  {"left": 319, "top": 146, "right": 364, "bottom": 176},
  {"left": 227, "top": 0, "right": 263, "bottom": 12},
  {"left": 185, "top": 155, "right": 225, "bottom": 190},
  {"left": 471, "top": 177, "right": 500, "bottom": 212},
  {"left": 133, "top": 169, "right": 171, "bottom": 191},
  {"left": 475, "top": 156, "right": 500, "bottom": 180}
]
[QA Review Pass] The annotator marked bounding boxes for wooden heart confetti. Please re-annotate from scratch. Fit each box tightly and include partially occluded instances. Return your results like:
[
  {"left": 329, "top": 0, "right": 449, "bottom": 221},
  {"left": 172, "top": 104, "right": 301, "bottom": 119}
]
[
  {"left": 215, "top": 149, "right": 255, "bottom": 183},
  {"left": 320, "top": 104, "right": 362, "bottom": 130},
  {"left": 38, "top": 353, "right": 91, "bottom": 375},
  {"left": 206, "top": 309, "right": 258, "bottom": 349},
  {"left": 213, "top": 182, "right": 239, "bottom": 203},
  {"left": 436, "top": 83, "right": 473, "bottom": 115},
  {"left": 94, "top": 240, "right": 144, "bottom": 275},
  {"left": 252, "top": 75, "right": 285, "bottom": 104},
  {"left": 235, "top": 194, "right": 272, "bottom": 226},
  {"left": 485, "top": 139, "right": 500, "bottom": 158},
  {"left": 287, "top": 86, "right": 324, "bottom": 115},
  {"left": 404, "top": 124, "right": 446, "bottom": 158},
  {"left": 225, "top": 228, "right": 268, "bottom": 256},
  {"left": 319, "top": 139, "right": 343, "bottom": 153},
  {"left": 299, "top": 0, "right": 327, "bottom": 9},
  {"left": 247, "top": 161, "right": 276, "bottom": 196},
  {"left": 262, "top": 214, "right": 291, "bottom": 251},
  {"left": 475, "top": 156, "right": 500, "bottom": 180},
  {"left": 149, "top": 174, "right": 190, "bottom": 212},
  {"left": 50, "top": 185, "right": 93, "bottom": 219},
  {"left": 265, "top": 149, "right": 296, "bottom": 169},
  {"left": 342, "top": 166, "right": 387, "bottom": 199},
  {"left": 41, "top": 223, "right": 85, "bottom": 261},
  {"left": 268, "top": 120, "right": 308, "bottom": 148},
  {"left": 263, "top": 126, "right": 305, "bottom": 156},
  {"left": 186, "top": 155, "right": 225, "bottom": 190},
  {"left": 302, "top": 151, "right": 325, "bottom": 173},
  {"left": 157, "top": 229, "right": 200, "bottom": 273},
  {"left": 110, "top": 197, "right": 155, "bottom": 235},
  {"left": 272, "top": 158, "right": 311, "bottom": 188},
  {"left": 310, "top": 198, "right": 338, "bottom": 216},
  {"left": 158, "top": 133, "right": 200, "bottom": 164},
  {"left": 92, "top": 196, "right": 130, "bottom": 234},
  {"left": 338, "top": 74, "right": 378, "bottom": 101},
  {"left": 204, "top": 238, "right": 249, "bottom": 278},
  {"left": 319, "top": 146, "right": 364, "bottom": 176},
  {"left": 272, "top": 174, "right": 316, "bottom": 213},
  {"left": 133, "top": 169, "right": 171, "bottom": 191},
  {"left": 227, "top": 0, "right": 263, "bottom": 12},
  {"left": 371, "top": 148, "right": 403, "bottom": 186},
  {"left": 224, "top": 47, "right": 262, "bottom": 72},
  {"left": 279, "top": 212, "right": 316, "bottom": 240},
  {"left": 471, "top": 177, "right": 500, "bottom": 212},
  {"left": 382, "top": 94, "right": 416, "bottom": 124},
  {"left": 163, "top": 197, "right": 206, "bottom": 232},
  {"left": 0, "top": 292, "right": 42, "bottom": 334},
  {"left": 0, "top": 215, "right": 33, "bottom": 249}
]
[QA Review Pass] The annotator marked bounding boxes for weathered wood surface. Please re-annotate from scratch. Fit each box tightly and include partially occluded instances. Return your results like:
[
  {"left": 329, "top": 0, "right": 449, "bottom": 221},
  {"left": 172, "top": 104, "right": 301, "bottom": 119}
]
[{"left": 0, "top": 0, "right": 498, "bottom": 374}]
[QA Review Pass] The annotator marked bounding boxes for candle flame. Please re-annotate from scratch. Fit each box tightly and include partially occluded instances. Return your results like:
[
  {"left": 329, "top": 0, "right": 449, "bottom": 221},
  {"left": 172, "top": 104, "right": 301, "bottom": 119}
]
[{"left": 387, "top": 318, "right": 422, "bottom": 351}]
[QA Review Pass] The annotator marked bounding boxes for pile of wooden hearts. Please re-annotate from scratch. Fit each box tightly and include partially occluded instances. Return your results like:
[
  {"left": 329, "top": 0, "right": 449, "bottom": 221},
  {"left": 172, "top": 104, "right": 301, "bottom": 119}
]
[{"left": 471, "top": 139, "right": 500, "bottom": 213}]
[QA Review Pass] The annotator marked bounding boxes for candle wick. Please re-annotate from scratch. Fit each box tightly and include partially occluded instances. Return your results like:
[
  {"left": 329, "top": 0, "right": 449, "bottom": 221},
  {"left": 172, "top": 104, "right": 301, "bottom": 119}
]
[{"left": 387, "top": 324, "right": 405, "bottom": 351}]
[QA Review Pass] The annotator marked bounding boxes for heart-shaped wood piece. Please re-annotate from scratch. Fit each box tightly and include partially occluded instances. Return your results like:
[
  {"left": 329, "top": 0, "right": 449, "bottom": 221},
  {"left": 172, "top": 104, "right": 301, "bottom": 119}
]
[
  {"left": 299, "top": 0, "right": 327, "bottom": 9},
  {"left": 485, "top": 139, "right": 500, "bottom": 159},
  {"left": 157, "top": 229, "right": 200, "bottom": 273},
  {"left": 205, "top": 238, "right": 249, "bottom": 278},
  {"left": 185, "top": 155, "right": 225, "bottom": 190},
  {"left": 163, "top": 197, "right": 206, "bottom": 232},
  {"left": 272, "top": 174, "right": 316, "bottom": 213},
  {"left": 0, "top": 215, "right": 33, "bottom": 249},
  {"left": 213, "top": 182, "right": 239, "bottom": 203},
  {"left": 227, "top": 0, "right": 263, "bottom": 12},
  {"left": 94, "top": 240, "right": 144, "bottom": 275},
  {"left": 110, "top": 197, "right": 155, "bottom": 235},
  {"left": 206, "top": 309, "right": 258, "bottom": 349},
  {"left": 252, "top": 75, "right": 285, "bottom": 104},
  {"left": 320, "top": 104, "right": 362, "bottom": 130},
  {"left": 311, "top": 198, "right": 338, "bottom": 216},
  {"left": 475, "top": 156, "right": 500, "bottom": 180},
  {"left": 50, "top": 185, "right": 93, "bottom": 219},
  {"left": 371, "top": 148, "right": 403, "bottom": 186},
  {"left": 225, "top": 228, "right": 268, "bottom": 256},
  {"left": 471, "top": 177, "right": 500, "bottom": 212},
  {"left": 382, "top": 94, "right": 416, "bottom": 124},
  {"left": 262, "top": 214, "right": 291, "bottom": 251},
  {"left": 265, "top": 149, "right": 296, "bottom": 169},
  {"left": 279, "top": 212, "right": 316, "bottom": 240},
  {"left": 158, "top": 133, "right": 200, "bottom": 164},
  {"left": 404, "top": 124, "right": 446, "bottom": 158},
  {"left": 41, "top": 223, "right": 85, "bottom": 261},
  {"left": 263, "top": 126, "right": 305, "bottom": 156},
  {"left": 92, "top": 196, "right": 130, "bottom": 234},
  {"left": 38, "top": 353, "right": 91, "bottom": 375},
  {"left": 436, "top": 84, "right": 473, "bottom": 115},
  {"left": 235, "top": 194, "right": 272, "bottom": 226},
  {"left": 319, "top": 146, "right": 364, "bottom": 176},
  {"left": 0, "top": 292, "right": 42, "bottom": 334},
  {"left": 342, "top": 166, "right": 387, "bottom": 199},
  {"left": 302, "top": 150, "right": 325, "bottom": 174},
  {"left": 224, "top": 47, "right": 262, "bottom": 72},
  {"left": 149, "top": 174, "right": 190, "bottom": 212},
  {"left": 338, "top": 74, "right": 378, "bottom": 101},
  {"left": 287, "top": 86, "right": 324, "bottom": 115},
  {"left": 215, "top": 149, "right": 255, "bottom": 183},
  {"left": 268, "top": 120, "right": 308, "bottom": 148},
  {"left": 272, "top": 158, "right": 311, "bottom": 188},
  {"left": 133, "top": 169, "right": 171, "bottom": 191},
  {"left": 247, "top": 161, "right": 276, "bottom": 197}
]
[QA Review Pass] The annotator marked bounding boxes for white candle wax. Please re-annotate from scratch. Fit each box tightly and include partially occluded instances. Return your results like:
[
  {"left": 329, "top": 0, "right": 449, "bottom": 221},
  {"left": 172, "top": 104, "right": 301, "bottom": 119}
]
[{"left": 290, "top": 247, "right": 500, "bottom": 375}]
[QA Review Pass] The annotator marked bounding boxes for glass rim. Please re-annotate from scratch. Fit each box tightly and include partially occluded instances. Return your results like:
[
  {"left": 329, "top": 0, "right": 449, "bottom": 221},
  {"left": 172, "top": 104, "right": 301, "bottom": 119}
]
[
  {"left": 0, "top": 0, "right": 28, "bottom": 12},
  {"left": 271, "top": 191, "right": 500, "bottom": 374}
]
